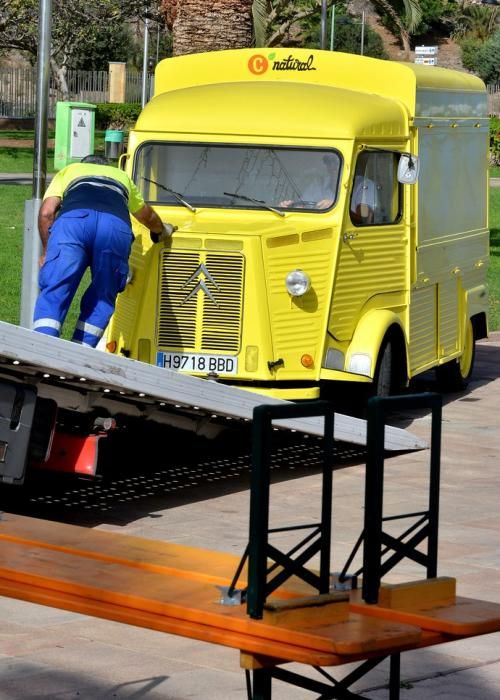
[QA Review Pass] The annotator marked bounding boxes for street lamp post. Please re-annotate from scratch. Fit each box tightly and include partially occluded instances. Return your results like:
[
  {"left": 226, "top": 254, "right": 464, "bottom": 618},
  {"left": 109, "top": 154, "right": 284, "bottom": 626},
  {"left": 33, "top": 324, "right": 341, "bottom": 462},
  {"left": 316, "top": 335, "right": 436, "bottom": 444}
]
[
  {"left": 329, "top": 11, "right": 366, "bottom": 56},
  {"left": 20, "top": 0, "right": 52, "bottom": 328},
  {"left": 330, "top": 5, "right": 336, "bottom": 51},
  {"left": 360, "top": 11, "right": 366, "bottom": 56},
  {"left": 141, "top": 13, "right": 150, "bottom": 107},
  {"left": 320, "top": 0, "right": 328, "bottom": 49}
]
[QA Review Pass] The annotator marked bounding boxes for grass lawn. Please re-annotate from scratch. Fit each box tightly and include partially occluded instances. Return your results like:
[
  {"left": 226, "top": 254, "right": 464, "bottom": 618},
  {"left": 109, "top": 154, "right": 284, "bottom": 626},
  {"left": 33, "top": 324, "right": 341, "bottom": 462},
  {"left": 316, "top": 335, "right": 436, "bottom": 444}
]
[
  {"left": 0, "top": 130, "right": 107, "bottom": 173},
  {"left": 0, "top": 146, "right": 56, "bottom": 173},
  {"left": 0, "top": 184, "right": 87, "bottom": 336},
  {"left": 0, "top": 185, "right": 27, "bottom": 325},
  {"left": 488, "top": 187, "right": 500, "bottom": 330}
]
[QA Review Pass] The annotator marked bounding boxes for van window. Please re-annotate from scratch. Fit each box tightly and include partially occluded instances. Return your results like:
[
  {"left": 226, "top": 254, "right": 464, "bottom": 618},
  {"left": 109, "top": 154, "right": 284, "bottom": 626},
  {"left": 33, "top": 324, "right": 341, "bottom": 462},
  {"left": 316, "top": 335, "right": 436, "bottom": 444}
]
[
  {"left": 349, "top": 151, "right": 401, "bottom": 226},
  {"left": 133, "top": 143, "right": 342, "bottom": 213}
]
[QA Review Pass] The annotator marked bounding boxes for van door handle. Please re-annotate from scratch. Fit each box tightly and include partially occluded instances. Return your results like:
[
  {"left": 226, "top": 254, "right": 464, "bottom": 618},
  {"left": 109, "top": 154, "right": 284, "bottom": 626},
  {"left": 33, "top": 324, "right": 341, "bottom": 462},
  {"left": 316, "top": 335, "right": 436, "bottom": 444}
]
[{"left": 343, "top": 232, "right": 357, "bottom": 242}]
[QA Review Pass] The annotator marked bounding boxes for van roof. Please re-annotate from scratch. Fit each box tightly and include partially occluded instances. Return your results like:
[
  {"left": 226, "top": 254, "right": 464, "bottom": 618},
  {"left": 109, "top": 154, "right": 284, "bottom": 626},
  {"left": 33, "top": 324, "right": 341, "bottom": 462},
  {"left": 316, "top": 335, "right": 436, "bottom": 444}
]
[
  {"left": 136, "top": 81, "right": 409, "bottom": 140},
  {"left": 151, "top": 48, "right": 487, "bottom": 121}
]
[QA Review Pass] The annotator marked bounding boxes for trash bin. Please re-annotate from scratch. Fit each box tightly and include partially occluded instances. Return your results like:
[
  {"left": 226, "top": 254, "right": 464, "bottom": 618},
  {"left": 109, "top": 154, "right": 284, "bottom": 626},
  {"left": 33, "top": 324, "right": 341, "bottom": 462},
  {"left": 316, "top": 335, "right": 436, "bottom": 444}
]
[{"left": 104, "top": 130, "right": 124, "bottom": 160}]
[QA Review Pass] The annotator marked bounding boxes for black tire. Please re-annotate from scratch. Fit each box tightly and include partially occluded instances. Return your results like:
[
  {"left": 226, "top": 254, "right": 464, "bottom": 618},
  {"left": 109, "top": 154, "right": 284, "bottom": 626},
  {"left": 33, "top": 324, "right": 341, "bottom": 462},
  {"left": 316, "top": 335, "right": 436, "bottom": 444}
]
[
  {"left": 436, "top": 319, "right": 475, "bottom": 392},
  {"left": 373, "top": 339, "right": 393, "bottom": 398}
]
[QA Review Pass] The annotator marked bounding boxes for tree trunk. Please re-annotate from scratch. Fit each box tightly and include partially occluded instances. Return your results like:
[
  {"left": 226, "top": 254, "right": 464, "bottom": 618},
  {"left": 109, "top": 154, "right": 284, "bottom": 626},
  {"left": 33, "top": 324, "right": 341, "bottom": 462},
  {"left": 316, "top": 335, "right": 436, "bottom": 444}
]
[
  {"left": 371, "top": 0, "right": 414, "bottom": 60},
  {"left": 50, "top": 58, "right": 69, "bottom": 101},
  {"left": 400, "top": 30, "right": 411, "bottom": 59},
  {"left": 163, "top": 0, "right": 254, "bottom": 56}
]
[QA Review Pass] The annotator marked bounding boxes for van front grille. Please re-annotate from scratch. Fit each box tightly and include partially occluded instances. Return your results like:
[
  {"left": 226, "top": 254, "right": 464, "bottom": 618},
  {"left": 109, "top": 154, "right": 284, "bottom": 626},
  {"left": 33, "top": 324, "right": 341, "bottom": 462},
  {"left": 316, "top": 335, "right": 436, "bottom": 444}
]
[{"left": 157, "top": 250, "right": 244, "bottom": 353}]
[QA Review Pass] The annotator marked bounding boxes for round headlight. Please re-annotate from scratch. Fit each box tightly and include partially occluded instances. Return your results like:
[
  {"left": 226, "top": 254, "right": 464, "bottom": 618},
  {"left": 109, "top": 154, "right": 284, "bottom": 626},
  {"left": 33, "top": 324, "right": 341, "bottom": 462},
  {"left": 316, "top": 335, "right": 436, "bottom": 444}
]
[{"left": 285, "top": 269, "right": 311, "bottom": 297}]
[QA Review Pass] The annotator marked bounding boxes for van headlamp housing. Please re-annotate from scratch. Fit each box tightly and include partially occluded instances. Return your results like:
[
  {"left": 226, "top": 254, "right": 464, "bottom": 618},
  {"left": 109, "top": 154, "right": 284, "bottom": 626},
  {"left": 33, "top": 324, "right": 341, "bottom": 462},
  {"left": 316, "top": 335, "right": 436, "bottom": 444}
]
[{"left": 285, "top": 269, "right": 311, "bottom": 297}]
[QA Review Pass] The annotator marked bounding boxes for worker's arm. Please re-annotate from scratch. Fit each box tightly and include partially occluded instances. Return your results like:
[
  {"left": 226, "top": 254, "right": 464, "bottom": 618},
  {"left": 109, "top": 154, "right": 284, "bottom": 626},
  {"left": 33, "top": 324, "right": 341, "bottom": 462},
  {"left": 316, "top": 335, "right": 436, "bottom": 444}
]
[
  {"left": 133, "top": 203, "right": 163, "bottom": 232},
  {"left": 38, "top": 196, "right": 61, "bottom": 265},
  {"left": 132, "top": 203, "right": 177, "bottom": 243}
]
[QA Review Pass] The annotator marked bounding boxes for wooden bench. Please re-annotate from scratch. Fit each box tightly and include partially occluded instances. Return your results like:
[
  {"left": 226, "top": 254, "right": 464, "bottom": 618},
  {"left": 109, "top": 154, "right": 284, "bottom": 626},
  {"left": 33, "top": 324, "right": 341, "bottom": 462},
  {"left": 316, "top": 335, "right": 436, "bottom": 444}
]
[{"left": 1, "top": 514, "right": 500, "bottom": 699}]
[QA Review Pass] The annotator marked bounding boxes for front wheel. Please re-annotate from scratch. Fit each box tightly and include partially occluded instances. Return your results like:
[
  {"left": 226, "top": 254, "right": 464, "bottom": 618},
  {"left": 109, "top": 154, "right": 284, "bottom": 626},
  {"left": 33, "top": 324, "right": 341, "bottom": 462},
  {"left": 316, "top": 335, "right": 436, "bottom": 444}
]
[
  {"left": 373, "top": 339, "right": 394, "bottom": 398},
  {"left": 436, "top": 318, "right": 475, "bottom": 391}
]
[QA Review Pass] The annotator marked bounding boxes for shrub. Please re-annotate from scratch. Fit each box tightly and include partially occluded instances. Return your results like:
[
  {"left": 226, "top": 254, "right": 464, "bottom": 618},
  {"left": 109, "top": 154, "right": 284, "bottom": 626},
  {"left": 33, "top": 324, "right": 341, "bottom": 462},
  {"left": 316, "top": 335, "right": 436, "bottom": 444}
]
[
  {"left": 459, "top": 31, "right": 500, "bottom": 84},
  {"left": 333, "top": 22, "right": 387, "bottom": 59},
  {"left": 94, "top": 103, "right": 142, "bottom": 130}
]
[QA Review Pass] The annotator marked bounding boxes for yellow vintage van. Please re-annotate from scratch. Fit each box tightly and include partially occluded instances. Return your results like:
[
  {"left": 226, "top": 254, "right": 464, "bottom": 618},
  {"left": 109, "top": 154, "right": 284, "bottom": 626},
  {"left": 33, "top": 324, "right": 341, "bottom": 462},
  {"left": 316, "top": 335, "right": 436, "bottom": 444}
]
[{"left": 107, "top": 48, "right": 489, "bottom": 400}]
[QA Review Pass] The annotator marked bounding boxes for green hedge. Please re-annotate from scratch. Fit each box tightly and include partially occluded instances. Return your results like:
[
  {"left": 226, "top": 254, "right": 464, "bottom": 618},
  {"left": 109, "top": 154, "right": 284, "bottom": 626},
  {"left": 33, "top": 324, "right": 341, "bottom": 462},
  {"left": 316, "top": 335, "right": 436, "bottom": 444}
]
[{"left": 94, "top": 103, "right": 142, "bottom": 130}]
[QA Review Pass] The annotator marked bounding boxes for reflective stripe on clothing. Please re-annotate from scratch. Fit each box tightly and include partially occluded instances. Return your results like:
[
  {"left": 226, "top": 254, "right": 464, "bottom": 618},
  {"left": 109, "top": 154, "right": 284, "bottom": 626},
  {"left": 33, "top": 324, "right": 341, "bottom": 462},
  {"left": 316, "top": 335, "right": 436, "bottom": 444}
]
[
  {"left": 75, "top": 320, "right": 105, "bottom": 338},
  {"left": 65, "top": 176, "right": 129, "bottom": 202},
  {"left": 72, "top": 325, "right": 104, "bottom": 348},
  {"left": 71, "top": 338, "right": 94, "bottom": 348},
  {"left": 33, "top": 318, "right": 61, "bottom": 331}
]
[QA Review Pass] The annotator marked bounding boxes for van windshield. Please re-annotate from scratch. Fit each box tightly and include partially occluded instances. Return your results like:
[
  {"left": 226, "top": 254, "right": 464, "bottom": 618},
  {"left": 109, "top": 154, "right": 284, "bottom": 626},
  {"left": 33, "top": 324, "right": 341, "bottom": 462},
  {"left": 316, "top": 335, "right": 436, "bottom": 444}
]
[{"left": 134, "top": 143, "right": 341, "bottom": 212}]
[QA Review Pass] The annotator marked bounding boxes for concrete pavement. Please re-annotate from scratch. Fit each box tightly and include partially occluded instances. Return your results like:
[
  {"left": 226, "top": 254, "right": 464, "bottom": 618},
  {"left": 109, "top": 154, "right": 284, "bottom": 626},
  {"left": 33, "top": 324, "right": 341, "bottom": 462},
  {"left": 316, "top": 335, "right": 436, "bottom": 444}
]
[{"left": 0, "top": 334, "right": 500, "bottom": 698}]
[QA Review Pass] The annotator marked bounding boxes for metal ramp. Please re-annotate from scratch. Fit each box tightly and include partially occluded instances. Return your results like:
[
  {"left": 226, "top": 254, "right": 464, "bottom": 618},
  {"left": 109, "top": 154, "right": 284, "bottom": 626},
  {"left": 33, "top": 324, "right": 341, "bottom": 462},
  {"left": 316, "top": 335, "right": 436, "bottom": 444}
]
[{"left": 0, "top": 320, "right": 425, "bottom": 451}]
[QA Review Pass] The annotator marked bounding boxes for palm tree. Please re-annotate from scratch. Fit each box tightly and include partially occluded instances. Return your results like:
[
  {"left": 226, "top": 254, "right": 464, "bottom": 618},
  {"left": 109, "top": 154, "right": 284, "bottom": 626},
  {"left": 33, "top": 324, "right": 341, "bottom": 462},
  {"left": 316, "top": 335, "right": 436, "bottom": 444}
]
[
  {"left": 252, "top": 0, "right": 317, "bottom": 47},
  {"left": 161, "top": 0, "right": 254, "bottom": 55},
  {"left": 369, "top": 0, "right": 422, "bottom": 59},
  {"left": 254, "top": 0, "right": 422, "bottom": 59},
  {"left": 453, "top": 4, "right": 498, "bottom": 42},
  {"left": 161, "top": 0, "right": 421, "bottom": 60}
]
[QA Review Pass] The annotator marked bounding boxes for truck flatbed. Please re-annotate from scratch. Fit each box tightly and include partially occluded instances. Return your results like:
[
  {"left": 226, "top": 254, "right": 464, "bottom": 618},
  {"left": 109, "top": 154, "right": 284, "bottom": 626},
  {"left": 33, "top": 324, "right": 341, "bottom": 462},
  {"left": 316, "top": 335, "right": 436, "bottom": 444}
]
[{"left": 0, "top": 321, "right": 425, "bottom": 452}]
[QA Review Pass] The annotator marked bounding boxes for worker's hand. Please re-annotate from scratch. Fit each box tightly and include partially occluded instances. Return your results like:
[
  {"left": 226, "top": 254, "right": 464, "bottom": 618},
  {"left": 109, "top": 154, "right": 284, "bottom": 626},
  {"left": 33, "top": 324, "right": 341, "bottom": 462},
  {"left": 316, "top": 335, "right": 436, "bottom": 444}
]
[
  {"left": 38, "top": 254, "right": 46, "bottom": 268},
  {"left": 150, "top": 222, "right": 177, "bottom": 243}
]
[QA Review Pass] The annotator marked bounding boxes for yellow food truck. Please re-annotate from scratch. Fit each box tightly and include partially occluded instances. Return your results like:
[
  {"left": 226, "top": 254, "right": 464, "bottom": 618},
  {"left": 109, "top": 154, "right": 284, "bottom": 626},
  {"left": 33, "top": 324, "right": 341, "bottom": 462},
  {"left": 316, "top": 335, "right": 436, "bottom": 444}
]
[{"left": 106, "top": 48, "right": 489, "bottom": 400}]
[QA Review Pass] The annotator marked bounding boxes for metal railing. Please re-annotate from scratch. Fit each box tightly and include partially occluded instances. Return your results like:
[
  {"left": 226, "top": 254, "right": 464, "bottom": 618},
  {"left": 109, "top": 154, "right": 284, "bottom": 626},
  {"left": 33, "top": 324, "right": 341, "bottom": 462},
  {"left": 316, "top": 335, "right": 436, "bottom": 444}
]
[
  {"left": 0, "top": 66, "right": 152, "bottom": 118},
  {"left": 488, "top": 84, "right": 500, "bottom": 117}
]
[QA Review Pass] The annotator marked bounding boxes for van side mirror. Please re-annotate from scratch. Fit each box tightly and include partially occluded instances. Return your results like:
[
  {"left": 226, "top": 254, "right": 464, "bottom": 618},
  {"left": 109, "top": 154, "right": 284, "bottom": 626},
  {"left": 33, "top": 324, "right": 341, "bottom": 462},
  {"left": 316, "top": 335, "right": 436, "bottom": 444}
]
[
  {"left": 118, "top": 153, "right": 129, "bottom": 171},
  {"left": 397, "top": 154, "right": 420, "bottom": 184}
]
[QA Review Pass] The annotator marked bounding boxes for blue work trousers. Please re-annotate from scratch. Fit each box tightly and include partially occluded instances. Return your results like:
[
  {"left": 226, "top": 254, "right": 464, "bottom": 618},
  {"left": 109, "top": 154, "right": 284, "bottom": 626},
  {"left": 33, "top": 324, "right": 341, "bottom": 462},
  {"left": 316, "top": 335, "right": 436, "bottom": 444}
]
[{"left": 33, "top": 209, "right": 133, "bottom": 347}]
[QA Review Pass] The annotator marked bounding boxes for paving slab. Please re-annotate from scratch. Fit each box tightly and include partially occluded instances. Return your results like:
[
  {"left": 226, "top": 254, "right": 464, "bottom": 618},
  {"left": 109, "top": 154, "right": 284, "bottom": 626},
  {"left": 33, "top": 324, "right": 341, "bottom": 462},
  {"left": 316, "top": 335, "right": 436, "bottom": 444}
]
[{"left": 1, "top": 333, "right": 500, "bottom": 698}]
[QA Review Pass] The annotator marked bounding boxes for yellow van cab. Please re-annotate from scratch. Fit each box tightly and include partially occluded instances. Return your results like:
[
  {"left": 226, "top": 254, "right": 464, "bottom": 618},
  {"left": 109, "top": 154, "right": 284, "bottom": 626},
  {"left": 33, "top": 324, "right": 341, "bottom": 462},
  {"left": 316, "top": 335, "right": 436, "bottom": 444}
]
[{"left": 107, "top": 48, "right": 489, "bottom": 400}]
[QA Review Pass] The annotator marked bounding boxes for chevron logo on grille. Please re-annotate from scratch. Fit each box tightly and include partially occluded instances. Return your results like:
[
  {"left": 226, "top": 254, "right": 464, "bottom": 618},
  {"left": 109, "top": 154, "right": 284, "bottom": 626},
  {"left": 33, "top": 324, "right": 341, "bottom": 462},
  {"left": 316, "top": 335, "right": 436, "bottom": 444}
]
[{"left": 181, "top": 264, "right": 220, "bottom": 306}]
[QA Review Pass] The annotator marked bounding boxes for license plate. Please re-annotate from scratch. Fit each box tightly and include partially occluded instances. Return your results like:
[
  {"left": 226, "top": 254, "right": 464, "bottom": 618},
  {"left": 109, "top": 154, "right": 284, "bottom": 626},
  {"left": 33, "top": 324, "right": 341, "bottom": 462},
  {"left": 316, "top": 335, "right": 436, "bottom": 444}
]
[{"left": 156, "top": 352, "right": 238, "bottom": 375}]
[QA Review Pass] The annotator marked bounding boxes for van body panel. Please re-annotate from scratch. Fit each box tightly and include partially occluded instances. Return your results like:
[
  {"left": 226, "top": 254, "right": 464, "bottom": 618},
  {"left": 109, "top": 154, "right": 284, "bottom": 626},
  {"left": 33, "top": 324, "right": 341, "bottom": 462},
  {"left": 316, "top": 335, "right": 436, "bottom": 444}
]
[
  {"left": 152, "top": 49, "right": 486, "bottom": 119},
  {"left": 107, "top": 49, "right": 489, "bottom": 399},
  {"left": 136, "top": 83, "right": 409, "bottom": 141},
  {"left": 344, "top": 309, "right": 406, "bottom": 378}
]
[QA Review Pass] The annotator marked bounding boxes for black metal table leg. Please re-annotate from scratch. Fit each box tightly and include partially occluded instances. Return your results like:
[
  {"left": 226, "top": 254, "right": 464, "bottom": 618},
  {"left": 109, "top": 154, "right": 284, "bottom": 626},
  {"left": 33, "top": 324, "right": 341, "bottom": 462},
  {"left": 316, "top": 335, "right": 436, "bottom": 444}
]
[
  {"left": 251, "top": 668, "right": 272, "bottom": 699},
  {"left": 389, "top": 653, "right": 401, "bottom": 700}
]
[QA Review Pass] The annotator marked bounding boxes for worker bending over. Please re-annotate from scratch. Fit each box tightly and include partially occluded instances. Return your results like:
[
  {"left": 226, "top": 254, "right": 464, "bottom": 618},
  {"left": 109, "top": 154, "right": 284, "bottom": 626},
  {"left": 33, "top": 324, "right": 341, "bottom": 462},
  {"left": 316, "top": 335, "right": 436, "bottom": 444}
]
[{"left": 33, "top": 155, "right": 174, "bottom": 347}]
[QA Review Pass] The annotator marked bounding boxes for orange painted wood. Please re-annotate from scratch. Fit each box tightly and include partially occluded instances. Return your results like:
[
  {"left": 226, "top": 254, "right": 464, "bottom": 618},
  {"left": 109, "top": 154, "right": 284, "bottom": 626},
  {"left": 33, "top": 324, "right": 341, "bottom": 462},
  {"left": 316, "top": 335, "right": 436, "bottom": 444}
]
[
  {"left": 263, "top": 592, "right": 350, "bottom": 627},
  {"left": 0, "top": 513, "right": 310, "bottom": 597},
  {"left": 376, "top": 578, "right": 456, "bottom": 610},
  {"left": 0, "top": 575, "right": 338, "bottom": 667},
  {"left": 0, "top": 515, "right": 422, "bottom": 656},
  {"left": 350, "top": 583, "right": 500, "bottom": 636},
  {"left": 239, "top": 629, "right": 447, "bottom": 670}
]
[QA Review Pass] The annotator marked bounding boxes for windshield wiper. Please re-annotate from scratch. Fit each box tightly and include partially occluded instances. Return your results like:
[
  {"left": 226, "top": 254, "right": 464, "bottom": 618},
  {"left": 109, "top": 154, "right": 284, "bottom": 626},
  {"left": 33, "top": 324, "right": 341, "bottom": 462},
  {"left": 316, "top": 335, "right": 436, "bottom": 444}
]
[
  {"left": 142, "top": 177, "right": 196, "bottom": 212},
  {"left": 223, "top": 191, "right": 285, "bottom": 217}
]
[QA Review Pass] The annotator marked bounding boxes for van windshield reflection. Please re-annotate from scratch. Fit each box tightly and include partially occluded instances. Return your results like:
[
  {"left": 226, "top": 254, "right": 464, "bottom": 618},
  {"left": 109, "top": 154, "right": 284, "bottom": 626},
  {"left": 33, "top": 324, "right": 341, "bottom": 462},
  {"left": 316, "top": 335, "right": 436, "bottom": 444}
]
[{"left": 134, "top": 143, "right": 341, "bottom": 212}]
